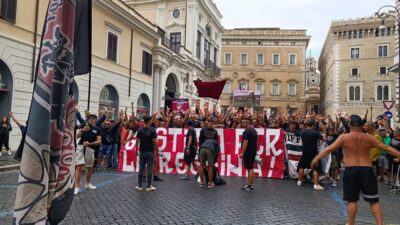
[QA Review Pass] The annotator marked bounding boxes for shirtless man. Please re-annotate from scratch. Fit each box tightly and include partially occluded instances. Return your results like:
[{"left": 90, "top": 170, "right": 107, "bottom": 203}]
[{"left": 311, "top": 115, "right": 400, "bottom": 225}]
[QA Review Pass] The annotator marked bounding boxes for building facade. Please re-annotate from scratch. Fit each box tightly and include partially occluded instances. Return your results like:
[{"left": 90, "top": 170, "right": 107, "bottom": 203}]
[
  {"left": 319, "top": 15, "right": 397, "bottom": 120},
  {"left": 124, "top": 0, "right": 224, "bottom": 110},
  {"left": 0, "top": 0, "right": 161, "bottom": 148},
  {"left": 304, "top": 57, "right": 321, "bottom": 113},
  {"left": 219, "top": 28, "right": 310, "bottom": 115}
]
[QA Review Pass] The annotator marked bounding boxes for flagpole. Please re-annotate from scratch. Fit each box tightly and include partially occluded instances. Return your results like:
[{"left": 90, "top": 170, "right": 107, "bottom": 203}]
[{"left": 87, "top": 72, "right": 91, "bottom": 111}]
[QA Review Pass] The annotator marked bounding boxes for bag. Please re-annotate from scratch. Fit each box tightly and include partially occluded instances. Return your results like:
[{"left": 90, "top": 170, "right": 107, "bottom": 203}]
[{"left": 214, "top": 177, "right": 226, "bottom": 186}]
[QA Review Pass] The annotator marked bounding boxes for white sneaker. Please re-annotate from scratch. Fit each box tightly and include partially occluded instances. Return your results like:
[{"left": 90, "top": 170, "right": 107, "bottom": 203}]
[
  {"left": 0, "top": 151, "right": 2, "bottom": 157},
  {"left": 74, "top": 188, "right": 79, "bottom": 195},
  {"left": 7, "top": 150, "right": 11, "bottom": 156},
  {"left": 145, "top": 185, "right": 156, "bottom": 192},
  {"left": 313, "top": 184, "right": 325, "bottom": 191},
  {"left": 332, "top": 181, "right": 337, "bottom": 187},
  {"left": 84, "top": 183, "right": 97, "bottom": 190},
  {"left": 135, "top": 186, "right": 143, "bottom": 192},
  {"left": 297, "top": 181, "right": 302, "bottom": 186}
]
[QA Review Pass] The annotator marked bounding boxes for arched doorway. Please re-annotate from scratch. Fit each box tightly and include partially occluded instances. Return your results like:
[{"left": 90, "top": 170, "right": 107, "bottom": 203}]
[
  {"left": 165, "top": 74, "right": 178, "bottom": 111},
  {"left": 0, "top": 60, "right": 13, "bottom": 118},
  {"left": 136, "top": 93, "right": 150, "bottom": 119},
  {"left": 99, "top": 85, "right": 119, "bottom": 119}
]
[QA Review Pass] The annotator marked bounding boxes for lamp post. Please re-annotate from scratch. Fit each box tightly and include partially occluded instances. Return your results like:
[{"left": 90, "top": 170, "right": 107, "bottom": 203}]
[
  {"left": 131, "top": 101, "right": 134, "bottom": 115},
  {"left": 376, "top": 5, "right": 400, "bottom": 122}
]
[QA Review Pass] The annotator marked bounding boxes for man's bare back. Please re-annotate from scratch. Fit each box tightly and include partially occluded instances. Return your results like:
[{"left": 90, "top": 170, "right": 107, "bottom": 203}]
[{"left": 340, "top": 131, "right": 375, "bottom": 167}]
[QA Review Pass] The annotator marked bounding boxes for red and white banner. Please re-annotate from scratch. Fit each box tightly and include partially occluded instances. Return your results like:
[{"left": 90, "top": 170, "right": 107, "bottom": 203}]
[
  {"left": 172, "top": 98, "right": 189, "bottom": 113},
  {"left": 119, "top": 128, "right": 285, "bottom": 178}
]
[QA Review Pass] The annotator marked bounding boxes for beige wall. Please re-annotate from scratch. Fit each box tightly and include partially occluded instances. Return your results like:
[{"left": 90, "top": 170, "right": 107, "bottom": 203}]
[{"left": 220, "top": 29, "right": 309, "bottom": 112}]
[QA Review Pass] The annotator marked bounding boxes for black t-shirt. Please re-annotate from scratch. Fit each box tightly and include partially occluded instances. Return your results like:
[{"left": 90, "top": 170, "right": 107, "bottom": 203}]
[
  {"left": 137, "top": 127, "right": 157, "bottom": 153},
  {"left": 326, "top": 134, "right": 338, "bottom": 146},
  {"left": 199, "top": 127, "right": 218, "bottom": 146},
  {"left": 186, "top": 128, "right": 197, "bottom": 150},
  {"left": 78, "top": 126, "right": 101, "bottom": 146},
  {"left": 301, "top": 129, "right": 322, "bottom": 155},
  {"left": 242, "top": 127, "right": 258, "bottom": 156}
]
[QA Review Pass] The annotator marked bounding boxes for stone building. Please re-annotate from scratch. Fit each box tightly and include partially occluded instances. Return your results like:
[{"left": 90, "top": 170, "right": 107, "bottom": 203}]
[
  {"left": 304, "top": 57, "right": 321, "bottom": 114},
  {"left": 319, "top": 15, "right": 397, "bottom": 120},
  {"left": 124, "top": 0, "right": 224, "bottom": 110},
  {"left": 0, "top": 0, "right": 223, "bottom": 148},
  {"left": 219, "top": 28, "right": 310, "bottom": 115}
]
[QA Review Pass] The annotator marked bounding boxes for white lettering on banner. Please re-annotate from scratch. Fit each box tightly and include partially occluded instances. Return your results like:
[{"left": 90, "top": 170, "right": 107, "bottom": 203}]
[
  {"left": 169, "top": 129, "right": 182, "bottom": 152},
  {"left": 265, "top": 129, "right": 283, "bottom": 156},
  {"left": 216, "top": 128, "right": 225, "bottom": 153},
  {"left": 256, "top": 128, "right": 265, "bottom": 155},
  {"left": 125, "top": 139, "right": 136, "bottom": 150},
  {"left": 157, "top": 128, "right": 167, "bottom": 151},
  {"left": 175, "top": 153, "right": 185, "bottom": 174},
  {"left": 220, "top": 154, "right": 226, "bottom": 176},
  {"left": 254, "top": 164, "right": 263, "bottom": 177},
  {"left": 122, "top": 150, "right": 135, "bottom": 172},
  {"left": 268, "top": 156, "right": 276, "bottom": 177},
  {"left": 227, "top": 154, "right": 242, "bottom": 176},
  {"left": 235, "top": 129, "right": 244, "bottom": 154},
  {"left": 160, "top": 152, "right": 173, "bottom": 173}
]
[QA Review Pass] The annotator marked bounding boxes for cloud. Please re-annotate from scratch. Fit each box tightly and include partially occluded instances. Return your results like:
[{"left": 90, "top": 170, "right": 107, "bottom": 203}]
[{"left": 213, "top": 0, "right": 394, "bottom": 60}]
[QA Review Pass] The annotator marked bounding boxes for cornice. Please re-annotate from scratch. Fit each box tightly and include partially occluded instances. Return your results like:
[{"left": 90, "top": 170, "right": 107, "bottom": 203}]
[{"left": 96, "top": 0, "right": 159, "bottom": 42}]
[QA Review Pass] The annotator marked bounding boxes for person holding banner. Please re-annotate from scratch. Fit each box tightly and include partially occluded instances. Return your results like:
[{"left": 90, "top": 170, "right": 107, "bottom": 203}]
[
  {"left": 239, "top": 117, "right": 258, "bottom": 192},
  {"left": 180, "top": 120, "right": 198, "bottom": 180},
  {"left": 311, "top": 115, "right": 400, "bottom": 225}
]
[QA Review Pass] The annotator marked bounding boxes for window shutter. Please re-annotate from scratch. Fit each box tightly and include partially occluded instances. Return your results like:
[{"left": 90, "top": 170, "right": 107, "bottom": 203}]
[
  {"left": 142, "top": 51, "right": 147, "bottom": 74},
  {"left": 5, "top": 0, "right": 16, "bottom": 23},
  {"left": 148, "top": 53, "right": 152, "bottom": 75}
]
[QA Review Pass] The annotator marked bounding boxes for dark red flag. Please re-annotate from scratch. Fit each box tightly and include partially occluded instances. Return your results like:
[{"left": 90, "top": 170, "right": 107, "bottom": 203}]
[{"left": 194, "top": 80, "right": 226, "bottom": 100}]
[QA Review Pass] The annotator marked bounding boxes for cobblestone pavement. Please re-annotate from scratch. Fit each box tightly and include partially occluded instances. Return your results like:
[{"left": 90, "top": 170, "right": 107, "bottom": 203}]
[
  {"left": 0, "top": 151, "right": 18, "bottom": 168},
  {"left": 0, "top": 170, "right": 399, "bottom": 225}
]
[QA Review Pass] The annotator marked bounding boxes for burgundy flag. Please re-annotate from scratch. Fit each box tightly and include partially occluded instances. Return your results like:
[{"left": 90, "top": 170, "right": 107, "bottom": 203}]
[
  {"left": 13, "top": 0, "right": 91, "bottom": 224},
  {"left": 194, "top": 80, "right": 226, "bottom": 100}
]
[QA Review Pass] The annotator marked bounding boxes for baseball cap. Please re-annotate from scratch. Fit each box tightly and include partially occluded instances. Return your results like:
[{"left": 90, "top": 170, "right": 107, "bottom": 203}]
[
  {"left": 187, "top": 120, "right": 193, "bottom": 127},
  {"left": 349, "top": 115, "right": 362, "bottom": 126}
]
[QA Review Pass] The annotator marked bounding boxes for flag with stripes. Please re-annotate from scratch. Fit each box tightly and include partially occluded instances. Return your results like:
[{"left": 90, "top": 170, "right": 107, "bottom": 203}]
[{"left": 13, "top": 0, "right": 91, "bottom": 224}]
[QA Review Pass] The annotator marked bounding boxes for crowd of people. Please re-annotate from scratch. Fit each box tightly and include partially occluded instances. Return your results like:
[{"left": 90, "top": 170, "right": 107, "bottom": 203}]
[{"left": 2, "top": 100, "right": 400, "bottom": 224}]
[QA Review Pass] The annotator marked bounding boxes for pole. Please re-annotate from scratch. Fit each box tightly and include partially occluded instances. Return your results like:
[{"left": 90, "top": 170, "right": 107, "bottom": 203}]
[
  {"left": 398, "top": 20, "right": 400, "bottom": 122},
  {"left": 87, "top": 72, "right": 91, "bottom": 111},
  {"left": 371, "top": 104, "right": 373, "bottom": 122}
]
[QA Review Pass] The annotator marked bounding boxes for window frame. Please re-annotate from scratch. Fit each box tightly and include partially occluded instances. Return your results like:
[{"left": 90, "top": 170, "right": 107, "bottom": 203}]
[
  {"left": 379, "top": 66, "right": 388, "bottom": 75},
  {"left": 255, "top": 81, "right": 264, "bottom": 94},
  {"left": 239, "top": 80, "right": 248, "bottom": 91},
  {"left": 106, "top": 29, "right": 120, "bottom": 63},
  {"left": 375, "top": 82, "right": 391, "bottom": 101},
  {"left": 289, "top": 54, "right": 297, "bottom": 65},
  {"left": 141, "top": 49, "right": 153, "bottom": 76},
  {"left": 0, "top": 0, "right": 17, "bottom": 24},
  {"left": 351, "top": 67, "right": 360, "bottom": 76},
  {"left": 170, "top": 32, "right": 181, "bottom": 54},
  {"left": 377, "top": 44, "right": 389, "bottom": 58},
  {"left": 347, "top": 83, "right": 363, "bottom": 102},
  {"left": 271, "top": 82, "right": 280, "bottom": 95},
  {"left": 350, "top": 47, "right": 360, "bottom": 59},
  {"left": 224, "top": 53, "right": 232, "bottom": 65},
  {"left": 256, "top": 53, "right": 264, "bottom": 65},
  {"left": 272, "top": 54, "right": 280, "bottom": 65},
  {"left": 288, "top": 82, "right": 297, "bottom": 96},
  {"left": 240, "top": 53, "right": 248, "bottom": 65},
  {"left": 223, "top": 81, "right": 231, "bottom": 93}
]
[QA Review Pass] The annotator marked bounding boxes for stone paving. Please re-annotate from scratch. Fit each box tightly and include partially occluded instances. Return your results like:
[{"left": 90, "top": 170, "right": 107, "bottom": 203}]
[{"left": 0, "top": 170, "right": 399, "bottom": 225}]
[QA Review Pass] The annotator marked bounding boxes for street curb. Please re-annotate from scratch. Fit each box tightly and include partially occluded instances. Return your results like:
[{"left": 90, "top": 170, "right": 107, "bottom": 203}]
[{"left": 0, "top": 164, "right": 20, "bottom": 172}]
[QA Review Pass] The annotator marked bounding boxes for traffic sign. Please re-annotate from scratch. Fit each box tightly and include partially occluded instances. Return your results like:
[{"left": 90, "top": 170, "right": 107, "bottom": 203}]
[
  {"left": 384, "top": 111, "right": 393, "bottom": 119},
  {"left": 383, "top": 101, "right": 395, "bottom": 110}
]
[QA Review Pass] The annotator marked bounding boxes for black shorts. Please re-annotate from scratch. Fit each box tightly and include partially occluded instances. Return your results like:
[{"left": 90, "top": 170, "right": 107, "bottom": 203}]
[
  {"left": 244, "top": 153, "right": 256, "bottom": 170},
  {"left": 184, "top": 148, "right": 196, "bottom": 165},
  {"left": 343, "top": 167, "right": 379, "bottom": 203},
  {"left": 297, "top": 153, "right": 322, "bottom": 173}
]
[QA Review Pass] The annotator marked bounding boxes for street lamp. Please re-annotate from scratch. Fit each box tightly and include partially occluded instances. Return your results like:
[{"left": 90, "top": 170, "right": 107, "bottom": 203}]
[{"left": 376, "top": 5, "right": 400, "bottom": 122}]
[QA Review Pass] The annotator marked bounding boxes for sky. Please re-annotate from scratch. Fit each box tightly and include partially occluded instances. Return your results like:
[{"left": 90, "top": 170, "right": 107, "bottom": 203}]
[{"left": 213, "top": 0, "right": 395, "bottom": 59}]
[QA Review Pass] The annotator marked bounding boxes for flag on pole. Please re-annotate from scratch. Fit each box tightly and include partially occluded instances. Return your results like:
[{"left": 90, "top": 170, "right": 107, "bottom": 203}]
[
  {"left": 13, "top": 0, "right": 91, "bottom": 224},
  {"left": 194, "top": 79, "right": 226, "bottom": 100}
]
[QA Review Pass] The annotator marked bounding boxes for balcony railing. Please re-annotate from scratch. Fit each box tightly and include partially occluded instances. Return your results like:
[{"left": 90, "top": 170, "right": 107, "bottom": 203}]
[
  {"left": 157, "top": 27, "right": 180, "bottom": 54},
  {"left": 204, "top": 58, "right": 220, "bottom": 77}
]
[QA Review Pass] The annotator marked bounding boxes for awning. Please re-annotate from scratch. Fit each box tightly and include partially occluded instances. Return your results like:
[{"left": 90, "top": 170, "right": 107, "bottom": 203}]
[{"left": 388, "top": 63, "right": 400, "bottom": 73}]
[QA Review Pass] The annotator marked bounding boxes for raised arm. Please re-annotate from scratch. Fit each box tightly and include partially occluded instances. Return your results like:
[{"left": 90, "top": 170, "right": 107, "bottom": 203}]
[
  {"left": 371, "top": 136, "right": 400, "bottom": 158},
  {"left": 9, "top": 112, "right": 21, "bottom": 127}
]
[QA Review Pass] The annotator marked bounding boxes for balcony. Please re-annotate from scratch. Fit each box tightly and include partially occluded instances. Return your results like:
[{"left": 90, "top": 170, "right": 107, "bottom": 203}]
[
  {"left": 204, "top": 58, "right": 221, "bottom": 77},
  {"left": 157, "top": 27, "right": 180, "bottom": 55}
]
